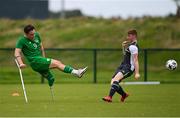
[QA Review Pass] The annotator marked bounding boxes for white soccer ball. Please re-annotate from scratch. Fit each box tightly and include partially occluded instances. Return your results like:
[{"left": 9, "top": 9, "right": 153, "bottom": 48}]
[{"left": 166, "top": 59, "right": 178, "bottom": 70}]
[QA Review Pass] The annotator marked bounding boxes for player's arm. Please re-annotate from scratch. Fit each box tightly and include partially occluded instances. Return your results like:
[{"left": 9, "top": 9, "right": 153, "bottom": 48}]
[
  {"left": 40, "top": 43, "right": 45, "bottom": 57},
  {"left": 14, "top": 48, "right": 26, "bottom": 68},
  {"left": 122, "top": 40, "right": 130, "bottom": 55},
  {"left": 129, "top": 45, "right": 140, "bottom": 80},
  {"left": 133, "top": 53, "right": 140, "bottom": 80},
  {"left": 36, "top": 32, "right": 45, "bottom": 57}
]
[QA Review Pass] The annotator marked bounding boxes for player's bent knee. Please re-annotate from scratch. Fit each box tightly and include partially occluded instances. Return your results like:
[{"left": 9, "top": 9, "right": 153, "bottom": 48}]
[
  {"left": 50, "top": 59, "right": 59, "bottom": 66},
  {"left": 50, "top": 59, "right": 65, "bottom": 70},
  {"left": 115, "top": 72, "right": 124, "bottom": 80},
  {"left": 111, "top": 79, "right": 115, "bottom": 85},
  {"left": 111, "top": 72, "right": 124, "bottom": 84}
]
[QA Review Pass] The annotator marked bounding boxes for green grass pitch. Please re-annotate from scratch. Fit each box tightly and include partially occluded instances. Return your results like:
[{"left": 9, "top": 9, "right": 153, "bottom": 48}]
[{"left": 0, "top": 83, "right": 180, "bottom": 117}]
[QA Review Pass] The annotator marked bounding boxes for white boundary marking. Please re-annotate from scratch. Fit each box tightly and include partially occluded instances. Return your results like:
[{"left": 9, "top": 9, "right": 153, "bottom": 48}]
[{"left": 120, "top": 81, "right": 160, "bottom": 85}]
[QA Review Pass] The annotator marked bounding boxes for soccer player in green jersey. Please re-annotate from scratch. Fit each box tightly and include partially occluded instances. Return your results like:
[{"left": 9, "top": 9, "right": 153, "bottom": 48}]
[{"left": 14, "top": 24, "right": 87, "bottom": 87}]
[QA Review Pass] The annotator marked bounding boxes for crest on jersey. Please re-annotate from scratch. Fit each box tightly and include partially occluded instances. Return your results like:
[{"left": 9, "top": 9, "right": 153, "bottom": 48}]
[{"left": 33, "top": 43, "right": 37, "bottom": 48}]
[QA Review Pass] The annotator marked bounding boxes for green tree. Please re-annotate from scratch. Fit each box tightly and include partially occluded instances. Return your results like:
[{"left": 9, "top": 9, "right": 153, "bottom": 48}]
[{"left": 173, "top": 0, "right": 180, "bottom": 17}]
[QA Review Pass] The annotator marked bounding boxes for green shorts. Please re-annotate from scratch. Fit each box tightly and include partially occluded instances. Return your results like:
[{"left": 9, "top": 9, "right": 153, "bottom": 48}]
[{"left": 29, "top": 56, "right": 51, "bottom": 72}]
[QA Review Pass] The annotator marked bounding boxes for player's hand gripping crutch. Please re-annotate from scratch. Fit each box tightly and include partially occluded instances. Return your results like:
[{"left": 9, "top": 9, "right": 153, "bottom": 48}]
[{"left": 15, "top": 59, "right": 28, "bottom": 103}]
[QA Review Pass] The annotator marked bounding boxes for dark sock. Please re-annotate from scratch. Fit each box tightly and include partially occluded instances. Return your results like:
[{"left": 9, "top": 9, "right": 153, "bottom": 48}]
[
  {"left": 116, "top": 85, "right": 126, "bottom": 96},
  {"left": 109, "top": 81, "right": 119, "bottom": 97}
]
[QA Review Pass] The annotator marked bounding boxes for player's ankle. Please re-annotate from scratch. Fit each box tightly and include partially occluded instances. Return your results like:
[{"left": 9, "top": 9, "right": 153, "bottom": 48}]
[{"left": 71, "top": 69, "right": 78, "bottom": 75}]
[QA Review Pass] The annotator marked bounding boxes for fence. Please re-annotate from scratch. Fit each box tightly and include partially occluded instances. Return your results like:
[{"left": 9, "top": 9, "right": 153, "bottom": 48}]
[{"left": 0, "top": 48, "right": 179, "bottom": 84}]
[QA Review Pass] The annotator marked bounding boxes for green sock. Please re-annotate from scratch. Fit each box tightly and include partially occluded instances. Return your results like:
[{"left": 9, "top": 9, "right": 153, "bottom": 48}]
[{"left": 64, "top": 65, "right": 73, "bottom": 73}]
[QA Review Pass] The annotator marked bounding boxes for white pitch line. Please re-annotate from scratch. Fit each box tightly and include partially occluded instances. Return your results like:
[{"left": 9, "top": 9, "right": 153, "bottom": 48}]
[{"left": 120, "top": 81, "right": 160, "bottom": 85}]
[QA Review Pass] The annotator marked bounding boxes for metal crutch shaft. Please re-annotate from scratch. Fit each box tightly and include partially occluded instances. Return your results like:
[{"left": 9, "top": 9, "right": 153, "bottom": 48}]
[{"left": 15, "top": 59, "right": 28, "bottom": 103}]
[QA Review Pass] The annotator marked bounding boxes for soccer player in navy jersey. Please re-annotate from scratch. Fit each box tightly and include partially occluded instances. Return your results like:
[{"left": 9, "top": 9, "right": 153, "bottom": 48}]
[{"left": 102, "top": 29, "right": 140, "bottom": 102}]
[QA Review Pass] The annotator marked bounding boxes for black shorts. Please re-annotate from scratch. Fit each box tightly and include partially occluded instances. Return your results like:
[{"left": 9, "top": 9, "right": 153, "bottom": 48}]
[{"left": 112, "top": 64, "right": 134, "bottom": 81}]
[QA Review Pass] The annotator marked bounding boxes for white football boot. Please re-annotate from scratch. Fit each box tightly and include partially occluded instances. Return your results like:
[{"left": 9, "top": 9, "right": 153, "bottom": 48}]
[{"left": 75, "top": 66, "right": 88, "bottom": 78}]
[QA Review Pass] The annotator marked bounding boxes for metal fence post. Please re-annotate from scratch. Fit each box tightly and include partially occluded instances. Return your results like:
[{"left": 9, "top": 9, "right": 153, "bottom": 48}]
[
  {"left": 93, "top": 49, "right": 97, "bottom": 83},
  {"left": 144, "top": 49, "right": 147, "bottom": 81},
  {"left": 41, "top": 76, "right": 45, "bottom": 84}
]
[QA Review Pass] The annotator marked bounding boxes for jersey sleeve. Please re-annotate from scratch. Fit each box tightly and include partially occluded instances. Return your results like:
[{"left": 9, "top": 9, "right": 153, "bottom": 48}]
[
  {"left": 15, "top": 38, "right": 24, "bottom": 49},
  {"left": 129, "top": 45, "right": 138, "bottom": 54}
]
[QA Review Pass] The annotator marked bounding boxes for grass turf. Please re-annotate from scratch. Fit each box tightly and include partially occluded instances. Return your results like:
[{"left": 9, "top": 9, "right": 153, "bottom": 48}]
[{"left": 0, "top": 83, "right": 180, "bottom": 117}]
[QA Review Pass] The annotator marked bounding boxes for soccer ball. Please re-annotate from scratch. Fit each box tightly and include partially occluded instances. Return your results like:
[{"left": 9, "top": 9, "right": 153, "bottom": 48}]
[{"left": 166, "top": 59, "right": 178, "bottom": 70}]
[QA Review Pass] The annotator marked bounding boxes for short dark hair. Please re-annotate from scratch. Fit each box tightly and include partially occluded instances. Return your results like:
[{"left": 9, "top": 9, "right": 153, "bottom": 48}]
[
  {"left": 24, "top": 24, "right": 35, "bottom": 34},
  {"left": 128, "top": 29, "right": 137, "bottom": 36}
]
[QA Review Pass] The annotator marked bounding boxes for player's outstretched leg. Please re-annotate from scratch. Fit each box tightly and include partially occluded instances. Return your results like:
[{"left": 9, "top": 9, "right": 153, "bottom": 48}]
[
  {"left": 117, "top": 85, "right": 129, "bottom": 102},
  {"left": 72, "top": 66, "right": 88, "bottom": 78},
  {"left": 115, "top": 83, "right": 129, "bottom": 102},
  {"left": 102, "top": 81, "right": 120, "bottom": 102},
  {"left": 50, "top": 59, "right": 88, "bottom": 78}
]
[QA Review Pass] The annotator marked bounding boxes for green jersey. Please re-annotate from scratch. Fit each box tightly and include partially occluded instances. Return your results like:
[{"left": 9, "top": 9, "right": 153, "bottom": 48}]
[
  {"left": 16, "top": 31, "right": 54, "bottom": 86},
  {"left": 16, "top": 32, "right": 42, "bottom": 62}
]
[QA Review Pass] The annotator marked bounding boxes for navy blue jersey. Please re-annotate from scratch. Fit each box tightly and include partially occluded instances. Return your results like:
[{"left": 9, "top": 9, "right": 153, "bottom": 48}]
[
  {"left": 121, "top": 41, "right": 139, "bottom": 71},
  {"left": 112, "top": 41, "right": 139, "bottom": 80}
]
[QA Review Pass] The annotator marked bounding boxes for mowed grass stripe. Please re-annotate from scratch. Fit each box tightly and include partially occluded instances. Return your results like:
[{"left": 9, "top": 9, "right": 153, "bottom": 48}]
[{"left": 0, "top": 84, "right": 179, "bottom": 117}]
